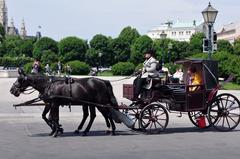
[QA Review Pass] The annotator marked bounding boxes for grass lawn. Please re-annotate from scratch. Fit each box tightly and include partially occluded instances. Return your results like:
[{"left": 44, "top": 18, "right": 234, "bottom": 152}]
[
  {"left": 221, "top": 82, "right": 240, "bottom": 90},
  {"left": 98, "top": 71, "right": 113, "bottom": 76}
]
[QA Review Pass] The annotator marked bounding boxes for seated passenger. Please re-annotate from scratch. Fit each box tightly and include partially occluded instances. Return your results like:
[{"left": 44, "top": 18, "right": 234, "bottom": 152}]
[
  {"left": 187, "top": 66, "right": 203, "bottom": 91},
  {"left": 133, "top": 49, "right": 159, "bottom": 100}
]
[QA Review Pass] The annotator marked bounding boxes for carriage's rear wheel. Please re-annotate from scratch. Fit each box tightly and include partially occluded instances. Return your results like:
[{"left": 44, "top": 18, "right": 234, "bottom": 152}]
[
  {"left": 207, "top": 93, "right": 240, "bottom": 131},
  {"left": 140, "top": 103, "right": 169, "bottom": 134},
  {"left": 188, "top": 111, "right": 211, "bottom": 128}
]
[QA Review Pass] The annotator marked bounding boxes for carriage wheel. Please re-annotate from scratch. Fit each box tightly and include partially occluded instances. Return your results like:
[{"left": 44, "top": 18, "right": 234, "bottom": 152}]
[
  {"left": 188, "top": 111, "right": 211, "bottom": 128},
  {"left": 207, "top": 93, "right": 240, "bottom": 131},
  {"left": 140, "top": 103, "right": 169, "bottom": 134},
  {"left": 122, "top": 108, "right": 141, "bottom": 130}
]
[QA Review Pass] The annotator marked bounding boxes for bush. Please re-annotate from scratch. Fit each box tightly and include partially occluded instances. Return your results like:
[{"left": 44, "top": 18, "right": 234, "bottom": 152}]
[
  {"left": 112, "top": 62, "right": 135, "bottom": 76},
  {"left": 66, "top": 60, "right": 90, "bottom": 75},
  {"left": 0, "top": 56, "right": 33, "bottom": 68},
  {"left": 23, "top": 62, "right": 33, "bottom": 74}
]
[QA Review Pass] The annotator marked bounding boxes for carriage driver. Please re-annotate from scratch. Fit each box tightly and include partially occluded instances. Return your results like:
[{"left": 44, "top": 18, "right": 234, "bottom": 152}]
[{"left": 133, "top": 49, "right": 160, "bottom": 100}]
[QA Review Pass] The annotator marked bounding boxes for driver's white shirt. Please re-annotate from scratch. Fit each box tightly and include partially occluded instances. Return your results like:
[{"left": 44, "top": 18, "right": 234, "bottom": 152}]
[{"left": 141, "top": 57, "right": 159, "bottom": 78}]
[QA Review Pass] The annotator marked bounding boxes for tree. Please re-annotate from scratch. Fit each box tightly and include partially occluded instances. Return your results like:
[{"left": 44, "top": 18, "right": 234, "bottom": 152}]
[
  {"left": 85, "top": 48, "right": 99, "bottom": 67},
  {"left": 233, "top": 39, "right": 240, "bottom": 55},
  {"left": 130, "top": 35, "right": 153, "bottom": 65},
  {"left": 19, "top": 38, "right": 36, "bottom": 57},
  {"left": 90, "top": 34, "right": 112, "bottom": 66},
  {"left": 153, "top": 38, "right": 176, "bottom": 63},
  {"left": 109, "top": 37, "right": 131, "bottom": 63},
  {"left": 118, "top": 26, "right": 140, "bottom": 45},
  {"left": 58, "top": 36, "right": 88, "bottom": 62},
  {"left": 188, "top": 32, "right": 205, "bottom": 55},
  {"left": 33, "top": 37, "right": 58, "bottom": 59},
  {"left": 41, "top": 50, "right": 59, "bottom": 65},
  {"left": 2, "top": 35, "right": 23, "bottom": 57},
  {"left": 217, "top": 40, "right": 233, "bottom": 53}
]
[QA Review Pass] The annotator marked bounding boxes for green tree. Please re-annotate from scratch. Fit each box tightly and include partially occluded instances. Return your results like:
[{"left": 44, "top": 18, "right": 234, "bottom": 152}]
[
  {"left": 19, "top": 38, "right": 36, "bottom": 57},
  {"left": 153, "top": 38, "right": 176, "bottom": 63},
  {"left": 131, "top": 35, "right": 153, "bottom": 65},
  {"left": 58, "top": 36, "right": 88, "bottom": 62},
  {"left": 217, "top": 40, "right": 233, "bottom": 53},
  {"left": 118, "top": 26, "right": 140, "bottom": 45},
  {"left": 188, "top": 32, "right": 205, "bottom": 55},
  {"left": 233, "top": 39, "right": 240, "bottom": 55},
  {"left": 33, "top": 37, "right": 58, "bottom": 59},
  {"left": 90, "top": 34, "right": 112, "bottom": 66},
  {"left": 85, "top": 48, "right": 99, "bottom": 67},
  {"left": 66, "top": 60, "right": 90, "bottom": 75},
  {"left": 2, "top": 35, "right": 23, "bottom": 57},
  {"left": 41, "top": 50, "right": 59, "bottom": 65},
  {"left": 110, "top": 37, "right": 131, "bottom": 63}
]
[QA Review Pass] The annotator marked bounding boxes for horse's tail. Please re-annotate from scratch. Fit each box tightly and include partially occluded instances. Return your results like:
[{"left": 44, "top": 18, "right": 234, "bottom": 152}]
[{"left": 104, "top": 80, "right": 118, "bottom": 108}]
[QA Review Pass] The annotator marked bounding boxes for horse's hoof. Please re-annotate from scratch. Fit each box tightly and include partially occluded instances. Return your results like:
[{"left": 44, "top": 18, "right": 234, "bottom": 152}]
[
  {"left": 59, "top": 128, "right": 64, "bottom": 134},
  {"left": 111, "top": 131, "right": 116, "bottom": 136},
  {"left": 52, "top": 132, "right": 58, "bottom": 138},
  {"left": 49, "top": 130, "right": 55, "bottom": 136},
  {"left": 74, "top": 130, "right": 80, "bottom": 134},
  {"left": 82, "top": 132, "right": 88, "bottom": 136}
]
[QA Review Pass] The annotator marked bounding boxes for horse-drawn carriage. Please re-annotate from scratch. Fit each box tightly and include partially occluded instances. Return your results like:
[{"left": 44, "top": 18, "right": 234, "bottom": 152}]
[
  {"left": 10, "top": 59, "right": 240, "bottom": 136},
  {"left": 120, "top": 59, "right": 240, "bottom": 133}
]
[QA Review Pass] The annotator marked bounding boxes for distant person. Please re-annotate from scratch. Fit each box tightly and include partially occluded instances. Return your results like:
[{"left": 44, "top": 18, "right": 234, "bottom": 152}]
[
  {"left": 45, "top": 64, "right": 51, "bottom": 76},
  {"left": 172, "top": 68, "right": 183, "bottom": 83},
  {"left": 66, "top": 64, "right": 72, "bottom": 77},
  {"left": 57, "top": 61, "right": 62, "bottom": 76},
  {"left": 31, "top": 59, "right": 40, "bottom": 74}
]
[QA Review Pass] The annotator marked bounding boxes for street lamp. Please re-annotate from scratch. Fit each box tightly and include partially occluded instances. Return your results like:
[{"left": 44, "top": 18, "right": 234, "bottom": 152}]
[
  {"left": 168, "top": 42, "right": 173, "bottom": 63},
  {"left": 202, "top": 2, "right": 218, "bottom": 59},
  {"left": 98, "top": 52, "right": 103, "bottom": 74}
]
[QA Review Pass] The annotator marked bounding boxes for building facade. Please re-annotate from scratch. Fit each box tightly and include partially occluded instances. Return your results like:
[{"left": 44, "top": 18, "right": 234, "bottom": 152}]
[
  {"left": 217, "top": 22, "right": 240, "bottom": 44},
  {"left": 147, "top": 20, "right": 205, "bottom": 42},
  {"left": 0, "top": 0, "right": 27, "bottom": 38}
]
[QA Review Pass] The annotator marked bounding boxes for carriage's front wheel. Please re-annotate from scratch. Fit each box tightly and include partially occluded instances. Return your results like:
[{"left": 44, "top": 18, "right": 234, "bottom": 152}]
[
  {"left": 140, "top": 103, "right": 169, "bottom": 134},
  {"left": 207, "top": 93, "right": 240, "bottom": 131}
]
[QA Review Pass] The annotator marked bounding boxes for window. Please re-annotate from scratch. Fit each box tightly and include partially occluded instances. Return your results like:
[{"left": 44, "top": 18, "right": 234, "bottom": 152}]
[
  {"left": 172, "top": 32, "right": 176, "bottom": 36},
  {"left": 186, "top": 31, "right": 191, "bottom": 35},
  {"left": 179, "top": 31, "right": 184, "bottom": 36}
]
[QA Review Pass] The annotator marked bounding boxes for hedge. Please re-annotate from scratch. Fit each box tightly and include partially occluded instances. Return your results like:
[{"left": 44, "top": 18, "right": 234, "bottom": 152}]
[
  {"left": 66, "top": 60, "right": 90, "bottom": 75},
  {"left": 0, "top": 57, "right": 33, "bottom": 68},
  {"left": 112, "top": 62, "right": 135, "bottom": 76}
]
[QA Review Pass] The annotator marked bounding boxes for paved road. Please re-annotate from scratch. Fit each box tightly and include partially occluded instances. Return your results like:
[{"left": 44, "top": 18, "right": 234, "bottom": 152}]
[{"left": 0, "top": 77, "right": 240, "bottom": 159}]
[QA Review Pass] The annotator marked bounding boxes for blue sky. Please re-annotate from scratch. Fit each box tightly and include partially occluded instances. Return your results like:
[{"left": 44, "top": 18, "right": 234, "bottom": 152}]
[{"left": 7, "top": 0, "right": 240, "bottom": 41}]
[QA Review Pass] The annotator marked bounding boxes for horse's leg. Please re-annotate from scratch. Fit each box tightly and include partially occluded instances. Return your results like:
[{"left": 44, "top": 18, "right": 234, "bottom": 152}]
[
  {"left": 82, "top": 106, "right": 96, "bottom": 136},
  {"left": 51, "top": 104, "right": 61, "bottom": 137},
  {"left": 98, "top": 108, "right": 111, "bottom": 134},
  {"left": 42, "top": 103, "right": 54, "bottom": 135},
  {"left": 108, "top": 111, "right": 116, "bottom": 136},
  {"left": 74, "top": 105, "right": 89, "bottom": 134}
]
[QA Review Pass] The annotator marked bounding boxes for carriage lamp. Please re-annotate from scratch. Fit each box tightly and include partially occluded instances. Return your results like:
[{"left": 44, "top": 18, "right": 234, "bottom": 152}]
[{"left": 202, "top": 2, "right": 218, "bottom": 60}]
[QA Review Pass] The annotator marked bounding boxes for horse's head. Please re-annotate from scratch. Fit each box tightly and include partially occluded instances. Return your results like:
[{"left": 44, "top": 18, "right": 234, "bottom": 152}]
[{"left": 10, "top": 69, "right": 30, "bottom": 97}]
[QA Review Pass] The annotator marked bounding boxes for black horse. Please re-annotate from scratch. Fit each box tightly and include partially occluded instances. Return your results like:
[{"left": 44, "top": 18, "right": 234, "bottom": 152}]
[{"left": 10, "top": 69, "right": 119, "bottom": 137}]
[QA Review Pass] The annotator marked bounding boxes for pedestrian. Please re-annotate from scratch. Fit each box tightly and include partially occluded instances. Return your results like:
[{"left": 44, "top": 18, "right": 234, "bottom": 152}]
[
  {"left": 31, "top": 58, "right": 40, "bottom": 74},
  {"left": 57, "top": 61, "right": 62, "bottom": 76},
  {"left": 45, "top": 64, "right": 51, "bottom": 76}
]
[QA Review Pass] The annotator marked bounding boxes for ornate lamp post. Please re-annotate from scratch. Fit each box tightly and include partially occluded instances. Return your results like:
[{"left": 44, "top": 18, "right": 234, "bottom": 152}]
[
  {"left": 168, "top": 42, "right": 173, "bottom": 63},
  {"left": 202, "top": 2, "right": 218, "bottom": 60}
]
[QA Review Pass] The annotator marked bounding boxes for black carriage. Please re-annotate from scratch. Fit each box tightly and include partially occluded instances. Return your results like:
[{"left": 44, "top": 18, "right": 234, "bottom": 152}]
[{"left": 121, "top": 59, "right": 240, "bottom": 133}]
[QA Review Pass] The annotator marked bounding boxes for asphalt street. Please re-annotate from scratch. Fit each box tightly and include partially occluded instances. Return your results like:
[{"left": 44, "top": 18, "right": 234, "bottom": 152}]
[{"left": 0, "top": 77, "right": 240, "bottom": 159}]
